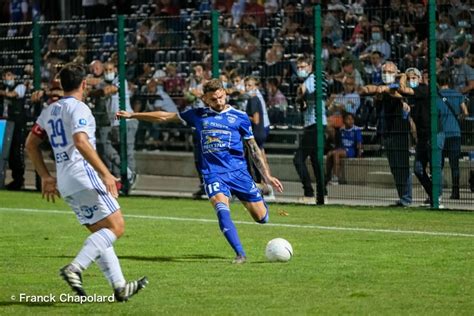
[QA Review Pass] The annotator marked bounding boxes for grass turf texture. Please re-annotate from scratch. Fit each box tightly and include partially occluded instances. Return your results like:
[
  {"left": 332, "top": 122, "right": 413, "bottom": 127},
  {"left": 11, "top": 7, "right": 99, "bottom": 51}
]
[{"left": 0, "top": 191, "right": 472, "bottom": 315}]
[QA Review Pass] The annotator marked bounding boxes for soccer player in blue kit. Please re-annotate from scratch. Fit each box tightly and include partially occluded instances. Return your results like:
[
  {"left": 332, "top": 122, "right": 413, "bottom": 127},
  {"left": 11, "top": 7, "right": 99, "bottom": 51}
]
[{"left": 117, "top": 79, "right": 284, "bottom": 263}]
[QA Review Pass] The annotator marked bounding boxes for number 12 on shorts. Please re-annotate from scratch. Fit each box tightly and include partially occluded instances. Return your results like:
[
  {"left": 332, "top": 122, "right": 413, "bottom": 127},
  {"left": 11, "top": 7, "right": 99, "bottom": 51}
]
[{"left": 207, "top": 182, "right": 220, "bottom": 195}]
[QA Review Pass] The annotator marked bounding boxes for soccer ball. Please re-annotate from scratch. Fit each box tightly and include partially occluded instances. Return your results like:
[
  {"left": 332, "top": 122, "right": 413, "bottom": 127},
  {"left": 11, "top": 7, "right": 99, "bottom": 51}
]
[{"left": 265, "top": 238, "right": 293, "bottom": 262}]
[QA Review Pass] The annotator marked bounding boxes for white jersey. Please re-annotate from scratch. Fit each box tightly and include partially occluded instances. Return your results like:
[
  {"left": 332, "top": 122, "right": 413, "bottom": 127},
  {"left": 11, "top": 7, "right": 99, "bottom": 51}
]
[{"left": 36, "top": 96, "right": 101, "bottom": 197}]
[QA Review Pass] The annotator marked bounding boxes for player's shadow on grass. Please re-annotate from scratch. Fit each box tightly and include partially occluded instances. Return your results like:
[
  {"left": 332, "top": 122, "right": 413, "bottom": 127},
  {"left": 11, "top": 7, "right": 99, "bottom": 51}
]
[
  {"left": 120, "top": 254, "right": 228, "bottom": 262},
  {"left": 49, "top": 254, "right": 228, "bottom": 262}
]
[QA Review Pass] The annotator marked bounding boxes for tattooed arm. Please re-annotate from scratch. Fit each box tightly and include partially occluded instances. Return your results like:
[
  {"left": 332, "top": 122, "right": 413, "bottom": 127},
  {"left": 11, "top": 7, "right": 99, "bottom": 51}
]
[{"left": 245, "top": 138, "right": 284, "bottom": 192}]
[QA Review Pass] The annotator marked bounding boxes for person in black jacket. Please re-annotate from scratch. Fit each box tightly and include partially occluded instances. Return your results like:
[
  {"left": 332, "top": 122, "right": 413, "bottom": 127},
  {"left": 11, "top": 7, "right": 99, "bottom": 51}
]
[
  {"left": 401, "top": 67, "right": 444, "bottom": 206},
  {"left": 360, "top": 62, "right": 412, "bottom": 207}
]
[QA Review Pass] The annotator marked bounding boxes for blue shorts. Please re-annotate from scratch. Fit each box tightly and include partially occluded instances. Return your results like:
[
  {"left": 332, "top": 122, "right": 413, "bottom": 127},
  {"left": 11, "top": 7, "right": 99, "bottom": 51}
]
[{"left": 203, "top": 169, "right": 263, "bottom": 202}]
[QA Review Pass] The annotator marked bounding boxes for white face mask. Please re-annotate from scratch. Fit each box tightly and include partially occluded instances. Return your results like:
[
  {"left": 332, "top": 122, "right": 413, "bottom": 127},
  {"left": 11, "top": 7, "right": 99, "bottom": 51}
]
[
  {"left": 409, "top": 80, "right": 419, "bottom": 88},
  {"left": 382, "top": 73, "right": 396, "bottom": 84},
  {"left": 297, "top": 69, "right": 309, "bottom": 78},
  {"left": 104, "top": 72, "right": 115, "bottom": 81}
]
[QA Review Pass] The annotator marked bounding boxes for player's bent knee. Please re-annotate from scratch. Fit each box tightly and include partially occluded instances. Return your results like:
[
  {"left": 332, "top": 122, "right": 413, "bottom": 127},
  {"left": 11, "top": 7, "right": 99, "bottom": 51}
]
[
  {"left": 256, "top": 202, "right": 269, "bottom": 224},
  {"left": 105, "top": 210, "right": 125, "bottom": 238}
]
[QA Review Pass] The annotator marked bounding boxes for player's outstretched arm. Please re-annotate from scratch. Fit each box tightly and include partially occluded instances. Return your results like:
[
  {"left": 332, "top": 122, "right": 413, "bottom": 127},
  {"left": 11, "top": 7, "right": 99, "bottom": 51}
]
[
  {"left": 73, "top": 132, "right": 120, "bottom": 198},
  {"left": 116, "top": 110, "right": 181, "bottom": 123},
  {"left": 25, "top": 132, "right": 60, "bottom": 202},
  {"left": 245, "top": 138, "right": 284, "bottom": 193}
]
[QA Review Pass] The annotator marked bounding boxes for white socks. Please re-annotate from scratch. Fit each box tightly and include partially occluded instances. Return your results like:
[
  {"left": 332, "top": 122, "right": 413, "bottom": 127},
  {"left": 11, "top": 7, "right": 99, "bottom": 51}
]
[
  {"left": 72, "top": 228, "right": 125, "bottom": 289},
  {"left": 96, "top": 247, "right": 126, "bottom": 289}
]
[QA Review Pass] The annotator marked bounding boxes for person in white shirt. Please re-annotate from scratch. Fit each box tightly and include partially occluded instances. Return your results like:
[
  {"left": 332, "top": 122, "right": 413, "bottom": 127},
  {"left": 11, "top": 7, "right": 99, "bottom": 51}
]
[
  {"left": 102, "top": 62, "right": 138, "bottom": 190},
  {"left": 25, "top": 63, "right": 148, "bottom": 301}
]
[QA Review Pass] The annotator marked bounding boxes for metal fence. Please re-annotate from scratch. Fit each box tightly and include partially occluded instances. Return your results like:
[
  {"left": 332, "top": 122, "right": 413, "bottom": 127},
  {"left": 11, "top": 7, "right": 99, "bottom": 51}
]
[{"left": 0, "top": 2, "right": 472, "bottom": 209}]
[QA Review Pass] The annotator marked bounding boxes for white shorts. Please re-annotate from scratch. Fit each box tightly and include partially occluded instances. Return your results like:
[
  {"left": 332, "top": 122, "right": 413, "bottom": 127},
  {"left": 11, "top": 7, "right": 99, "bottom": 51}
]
[{"left": 64, "top": 189, "right": 120, "bottom": 225}]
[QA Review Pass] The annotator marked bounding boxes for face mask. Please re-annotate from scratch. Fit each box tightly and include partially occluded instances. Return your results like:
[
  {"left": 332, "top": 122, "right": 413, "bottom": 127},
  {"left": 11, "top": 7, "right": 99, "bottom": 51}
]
[
  {"left": 439, "top": 23, "right": 448, "bottom": 30},
  {"left": 372, "top": 32, "right": 382, "bottom": 41},
  {"left": 321, "top": 48, "right": 329, "bottom": 60},
  {"left": 222, "top": 82, "right": 229, "bottom": 89},
  {"left": 457, "top": 20, "right": 469, "bottom": 28},
  {"left": 409, "top": 80, "right": 419, "bottom": 88},
  {"left": 297, "top": 69, "right": 309, "bottom": 78},
  {"left": 3, "top": 79, "right": 14, "bottom": 87},
  {"left": 382, "top": 73, "right": 395, "bottom": 84},
  {"left": 104, "top": 72, "right": 115, "bottom": 82},
  {"left": 355, "top": 38, "right": 363, "bottom": 45}
]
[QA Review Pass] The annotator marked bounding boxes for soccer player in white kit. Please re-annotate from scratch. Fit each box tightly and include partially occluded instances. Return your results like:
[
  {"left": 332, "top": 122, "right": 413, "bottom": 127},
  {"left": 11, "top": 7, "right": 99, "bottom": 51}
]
[{"left": 25, "top": 63, "right": 148, "bottom": 301}]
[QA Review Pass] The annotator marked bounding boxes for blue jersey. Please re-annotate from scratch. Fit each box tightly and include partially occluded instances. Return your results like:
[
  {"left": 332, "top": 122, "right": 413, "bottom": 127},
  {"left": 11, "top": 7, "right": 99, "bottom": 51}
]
[
  {"left": 178, "top": 106, "right": 254, "bottom": 175},
  {"left": 340, "top": 126, "right": 362, "bottom": 158}
]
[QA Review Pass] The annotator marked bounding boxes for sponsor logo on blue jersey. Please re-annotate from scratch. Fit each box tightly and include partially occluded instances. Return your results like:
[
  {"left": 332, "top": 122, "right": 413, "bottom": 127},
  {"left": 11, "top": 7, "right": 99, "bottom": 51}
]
[{"left": 201, "top": 130, "right": 231, "bottom": 153}]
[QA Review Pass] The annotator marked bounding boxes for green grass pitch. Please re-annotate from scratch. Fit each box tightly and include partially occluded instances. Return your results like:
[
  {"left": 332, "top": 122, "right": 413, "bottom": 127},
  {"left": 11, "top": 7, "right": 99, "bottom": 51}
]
[{"left": 0, "top": 191, "right": 473, "bottom": 315}]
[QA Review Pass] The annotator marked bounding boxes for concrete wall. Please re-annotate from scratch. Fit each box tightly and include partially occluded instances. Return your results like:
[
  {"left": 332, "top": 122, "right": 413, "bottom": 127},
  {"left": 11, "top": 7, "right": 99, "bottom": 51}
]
[{"left": 135, "top": 152, "right": 473, "bottom": 188}]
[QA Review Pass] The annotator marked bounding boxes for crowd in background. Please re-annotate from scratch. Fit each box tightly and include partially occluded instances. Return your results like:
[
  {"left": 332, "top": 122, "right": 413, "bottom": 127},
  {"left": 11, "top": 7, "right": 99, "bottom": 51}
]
[{"left": 0, "top": 0, "right": 473, "bottom": 199}]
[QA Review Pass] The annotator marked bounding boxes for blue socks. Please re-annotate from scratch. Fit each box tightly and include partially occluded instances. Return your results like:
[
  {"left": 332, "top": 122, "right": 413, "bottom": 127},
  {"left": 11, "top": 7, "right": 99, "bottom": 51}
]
[{"left": 214, "top": 202, "right": 245, "bottom": 257}]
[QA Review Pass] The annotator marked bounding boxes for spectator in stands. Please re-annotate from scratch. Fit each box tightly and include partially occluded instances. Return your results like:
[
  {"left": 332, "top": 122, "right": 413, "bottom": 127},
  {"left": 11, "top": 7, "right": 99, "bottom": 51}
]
[
  {"left": 364, "top": 51, "right": 383, "bottom": 85},
  {"left": 162, "top": 62, "right": 185, "bottom": 105},
  {"left": 184, "top": 63, "right": 207, "bottom": 108},
  {"left": 438, "top": 70, "right": 469, "bottom": 200},
  {"left": 243, "top": 0, "right": 265, "bottom": 27},
  {"left": 325, "top": 112, "right": 362, "bottom": 185},
  {"left": 360, "top": 62, "right": 412, "bottom": 207},
  {"left": 230, "top": 0, "right": 246, "bottom": 27},
  {"left": 213, "top": 0, "right": 233, "bottom": 14},
  {"left": 323, "top": 4, "right": 345, "bottom": 44},
  {"left": 331, "top": 76, "right": 361, "bottom": 124},
  {"left": 8, "top": 0, "right": 29, "bottom": 36},
  {"left": 402, "top": 67, "right": 444, "bottom": 206},
  {"left": 0, "top": 70, "right": 27, "bottom": 190},
  {"left": 226, "top": 70, "right": 245, "bottom": 110},
  {"left": 261, "top": 40, "right": 288, "bottom": 84},
  {"left": 265, "top": 78, "right": 288, "bottom": 127},
  {"left": 293, "top": 55, "right": 328, "bottom": 204},
  {"left": 350, "top": 14, "right": 371, "bottom": 43},
  {"left": 154, "top": 0, "right": 179, "bottom": 16},
  {"left": 101, "top": 62, "right": 138, "bottom": 192},
  {"left": 360, "top": 25, "right": 391, "bottom": 61},
  {"left": 86, "top": 60, "right": 112, "bottom": 174},
  {"left": 437, "top": 13, "right": 457, "bottom": 43},
  {"left": 334, "top": 59, "right": 365, "bottom": 88},
  {"left": 244, "top": 76, "right": 272, "bottom": 197},
  {"left": 450, "top": 49, "right": 474, "bottom": 96},
  {"left": 226, "top": 24, "right": 261, "bottom": 62}
]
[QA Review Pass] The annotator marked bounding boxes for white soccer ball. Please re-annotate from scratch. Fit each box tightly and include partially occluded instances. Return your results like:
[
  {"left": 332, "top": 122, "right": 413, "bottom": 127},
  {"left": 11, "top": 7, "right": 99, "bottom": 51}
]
[{"left": 265, "top": 238, "right": 293, "bottom": 262}]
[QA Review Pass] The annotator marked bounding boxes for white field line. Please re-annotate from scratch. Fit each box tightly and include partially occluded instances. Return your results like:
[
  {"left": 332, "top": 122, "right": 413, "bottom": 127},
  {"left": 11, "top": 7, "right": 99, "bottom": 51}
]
[{"left": 0, "top": 207, "right": 473, "bottom": 238}]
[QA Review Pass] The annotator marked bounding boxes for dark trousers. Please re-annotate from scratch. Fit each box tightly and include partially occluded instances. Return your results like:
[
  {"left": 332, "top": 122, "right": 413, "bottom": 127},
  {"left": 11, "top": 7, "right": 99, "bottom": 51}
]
[
  {"left": 414, "top": 133, "right": 444, "bottom": 201},
  {"left": 8, "top": 121, "right": 26, "bottom": 185},
  {"left": 442, "top": 136, "right": 461, "bottom": 194},
  {"left": 384, "top": 133, "right": 412, "bottom": 205},
  {"left": 293, "top": 124, "right": 325, "bottom": 197}
]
